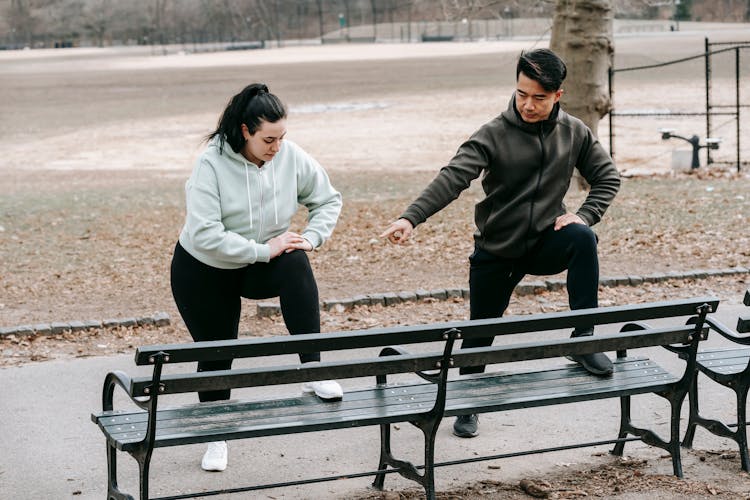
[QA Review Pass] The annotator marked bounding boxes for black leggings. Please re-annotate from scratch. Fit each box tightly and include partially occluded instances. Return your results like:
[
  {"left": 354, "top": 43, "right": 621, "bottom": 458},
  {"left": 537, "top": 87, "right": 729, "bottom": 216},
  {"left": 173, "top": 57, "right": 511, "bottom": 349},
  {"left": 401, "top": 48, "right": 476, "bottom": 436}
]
[
  {"left": 170, "top": 242, "right": 321, "bottom": 401},
  {"left": 461, "top": 223, "right": 599, "bottom": 374}
]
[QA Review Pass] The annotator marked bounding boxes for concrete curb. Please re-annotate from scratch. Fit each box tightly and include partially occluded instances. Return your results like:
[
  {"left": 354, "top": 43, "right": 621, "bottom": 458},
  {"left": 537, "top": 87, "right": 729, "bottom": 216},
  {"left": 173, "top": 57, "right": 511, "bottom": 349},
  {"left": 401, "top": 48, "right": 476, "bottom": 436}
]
[
  {"left": 1, "top": 266, "right": 747, "bottom": 332},
  {"left": 0, "top": 312, "right": 170, "bottom": 338},
  {"left": 255, "top": 266, "right": 748, "bottom": 317}
]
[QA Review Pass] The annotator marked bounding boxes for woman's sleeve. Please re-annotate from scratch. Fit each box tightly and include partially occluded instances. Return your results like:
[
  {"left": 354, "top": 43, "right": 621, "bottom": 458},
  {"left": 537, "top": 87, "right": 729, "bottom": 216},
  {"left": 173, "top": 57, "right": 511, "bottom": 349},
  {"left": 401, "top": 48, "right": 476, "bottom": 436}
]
[{"left": 295, "top": 153, "right": 342, "bottom": 249}]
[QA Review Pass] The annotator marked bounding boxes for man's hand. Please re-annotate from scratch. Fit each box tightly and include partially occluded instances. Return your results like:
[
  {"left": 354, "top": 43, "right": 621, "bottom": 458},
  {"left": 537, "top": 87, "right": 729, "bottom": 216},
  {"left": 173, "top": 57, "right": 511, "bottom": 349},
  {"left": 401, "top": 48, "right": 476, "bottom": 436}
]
[
  {"left": 554, "top": 213, "right": 586, "bottom": 230},
  {"left": 267, "top": 231, "right": 313, "bottom": 258},
  {"left": 379, "top": 218, "right": 414, "bottom": 245}
]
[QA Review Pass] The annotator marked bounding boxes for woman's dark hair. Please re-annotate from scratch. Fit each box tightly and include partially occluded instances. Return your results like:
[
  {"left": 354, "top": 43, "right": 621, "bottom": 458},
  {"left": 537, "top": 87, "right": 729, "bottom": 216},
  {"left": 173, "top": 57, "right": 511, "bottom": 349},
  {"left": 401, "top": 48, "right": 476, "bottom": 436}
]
[
  {"left": 516, "top": 49, "right": 567, "bottom": 92},
  {"left": 207, "top": 83, "right": 287, "bottom": 153}
]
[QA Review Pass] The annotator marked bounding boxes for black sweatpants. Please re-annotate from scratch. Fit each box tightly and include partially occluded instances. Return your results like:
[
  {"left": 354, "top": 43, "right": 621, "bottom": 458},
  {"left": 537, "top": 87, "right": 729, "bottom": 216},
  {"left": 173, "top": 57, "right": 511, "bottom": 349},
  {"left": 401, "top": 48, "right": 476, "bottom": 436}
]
[
  {"left": 461, "top": 223, "right": 599, "bottom": 374},
  {"left": 170, "top": 242, "right": 321, "bottom": 401}
]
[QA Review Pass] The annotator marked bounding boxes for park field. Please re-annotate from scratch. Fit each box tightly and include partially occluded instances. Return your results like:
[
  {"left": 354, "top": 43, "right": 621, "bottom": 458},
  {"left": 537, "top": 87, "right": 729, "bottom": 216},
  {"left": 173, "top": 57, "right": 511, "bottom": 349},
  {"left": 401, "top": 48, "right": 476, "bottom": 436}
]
[
  {"left": 0, "top": 22, "right": 748, "bottom": 332},
  {"left": 1, "top": 22, "right": 750, "bottom": 500}
]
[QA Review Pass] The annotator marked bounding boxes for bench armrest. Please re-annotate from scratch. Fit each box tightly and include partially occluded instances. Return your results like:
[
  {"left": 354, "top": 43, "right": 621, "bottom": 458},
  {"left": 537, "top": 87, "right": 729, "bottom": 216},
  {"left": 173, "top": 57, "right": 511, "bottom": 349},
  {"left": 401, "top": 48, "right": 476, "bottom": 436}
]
[
  {"left": 706, "top": 316, "right": 750, "bottom": 345},
  {"left": 377, "top": 345, "right": 442, "bottom": 384},
  {"left": 739, "top": 316, "right": 750, "bottom": 334},
  {"left": 102, "top": 370, "right": 149, "bottom": 411}
]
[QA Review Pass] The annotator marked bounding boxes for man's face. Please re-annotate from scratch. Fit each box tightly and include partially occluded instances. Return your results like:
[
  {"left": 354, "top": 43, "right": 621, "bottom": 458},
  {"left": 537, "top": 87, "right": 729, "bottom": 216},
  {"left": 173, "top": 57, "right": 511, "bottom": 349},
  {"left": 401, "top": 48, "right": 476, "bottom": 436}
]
[{"left": 515, "top": 72, "right": 563, "bottom": 123}]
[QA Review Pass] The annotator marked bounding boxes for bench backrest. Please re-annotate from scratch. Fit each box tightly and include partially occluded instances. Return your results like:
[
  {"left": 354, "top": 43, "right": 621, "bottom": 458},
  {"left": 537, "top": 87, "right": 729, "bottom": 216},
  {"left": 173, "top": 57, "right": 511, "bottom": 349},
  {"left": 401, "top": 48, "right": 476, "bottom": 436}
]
[
  {"left": 450, "top": 324, "right": 702, "bottom": 370},
  {"left": 137, "top": 297, "right": 718, "bottom": 364},
  {"left": 127, "top": 297, "right": 717, "bottom": 398}
]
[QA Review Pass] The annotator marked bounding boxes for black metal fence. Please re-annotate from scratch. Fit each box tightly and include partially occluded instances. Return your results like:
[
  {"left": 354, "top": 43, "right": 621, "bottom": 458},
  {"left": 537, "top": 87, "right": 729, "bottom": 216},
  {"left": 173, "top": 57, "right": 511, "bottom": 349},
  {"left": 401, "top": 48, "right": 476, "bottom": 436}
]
[{"left": 608, "top": 38, "right": 749, "bottom": 173}]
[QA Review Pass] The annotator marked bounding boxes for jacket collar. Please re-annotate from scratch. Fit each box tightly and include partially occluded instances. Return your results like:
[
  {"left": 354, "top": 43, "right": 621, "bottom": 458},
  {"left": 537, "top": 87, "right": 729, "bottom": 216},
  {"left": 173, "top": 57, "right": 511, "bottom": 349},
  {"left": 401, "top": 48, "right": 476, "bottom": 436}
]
[{"left": 503, "top": 94, "right": 561, "bottom": 135}]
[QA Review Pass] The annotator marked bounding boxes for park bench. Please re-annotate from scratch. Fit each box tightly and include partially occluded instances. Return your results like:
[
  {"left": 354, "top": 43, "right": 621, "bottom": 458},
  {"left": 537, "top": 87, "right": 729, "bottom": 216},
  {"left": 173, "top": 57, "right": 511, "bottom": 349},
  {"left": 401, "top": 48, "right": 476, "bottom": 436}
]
[
  {"left": 681, "top": 289, "right": 750, "bottom": 471},
  {"left": 91, "top": 296, "right": 716, "bottom": 500}
]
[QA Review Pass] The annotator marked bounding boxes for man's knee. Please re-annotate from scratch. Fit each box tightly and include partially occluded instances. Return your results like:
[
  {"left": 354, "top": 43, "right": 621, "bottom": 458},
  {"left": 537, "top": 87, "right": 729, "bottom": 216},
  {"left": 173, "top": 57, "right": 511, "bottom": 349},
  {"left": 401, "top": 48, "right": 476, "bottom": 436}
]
[{"left": 564, "top": 223, "right": 598, "bottom": 251}]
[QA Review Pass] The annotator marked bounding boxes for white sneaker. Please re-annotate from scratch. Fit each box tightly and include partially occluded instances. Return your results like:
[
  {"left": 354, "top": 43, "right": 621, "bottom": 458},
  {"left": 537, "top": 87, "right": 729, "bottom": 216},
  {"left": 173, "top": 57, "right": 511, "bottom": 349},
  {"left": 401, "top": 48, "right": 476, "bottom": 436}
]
[
  {"left": 201, "top": 441, "right": 227, "bottom": 472},
  {"left": 301, "top": 380, "right": 343, "bottom": 401}
]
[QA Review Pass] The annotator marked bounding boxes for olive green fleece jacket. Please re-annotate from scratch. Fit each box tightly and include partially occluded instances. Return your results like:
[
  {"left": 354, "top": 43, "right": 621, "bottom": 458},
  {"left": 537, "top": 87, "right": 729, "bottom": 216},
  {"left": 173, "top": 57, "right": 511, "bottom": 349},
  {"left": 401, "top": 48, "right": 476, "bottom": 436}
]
[{"left": 400, "top": 96, "right": 621, "bottom": 258}]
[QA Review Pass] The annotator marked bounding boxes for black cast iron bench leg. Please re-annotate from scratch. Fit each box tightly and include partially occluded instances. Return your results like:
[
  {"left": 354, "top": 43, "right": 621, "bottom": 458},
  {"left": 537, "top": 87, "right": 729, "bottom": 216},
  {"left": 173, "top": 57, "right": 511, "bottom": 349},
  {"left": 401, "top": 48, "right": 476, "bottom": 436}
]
[
  {"left": 682, "top": 376, "right": 701, "bottom": 449},
  {"left": 612, "top": 391, "right": 685, "bottom": 477},
  {"left": 371, "top": 419, "right": 439, "bottom": 500},
  {"left": 372, "top": 423, "right": 392, "bottom": 491},
  {"left": 735, "top": 386, "right": 750, "bottom": 471},
  {"left": 682, "top": 365, "right": 750, "bottom": 471},
  {"left": 612, "top": 394, "right": 631, "bottom": 457},
  {"left": 107, "top": 442, "right": 135, "bottom": 500}
]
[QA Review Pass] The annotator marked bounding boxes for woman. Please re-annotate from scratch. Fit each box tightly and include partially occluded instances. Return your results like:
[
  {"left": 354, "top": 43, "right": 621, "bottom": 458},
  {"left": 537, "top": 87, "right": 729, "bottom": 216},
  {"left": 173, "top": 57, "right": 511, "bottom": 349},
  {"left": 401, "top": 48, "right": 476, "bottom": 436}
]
[{"left": 171, "top": 83, "right": 343, "bottom": 472}]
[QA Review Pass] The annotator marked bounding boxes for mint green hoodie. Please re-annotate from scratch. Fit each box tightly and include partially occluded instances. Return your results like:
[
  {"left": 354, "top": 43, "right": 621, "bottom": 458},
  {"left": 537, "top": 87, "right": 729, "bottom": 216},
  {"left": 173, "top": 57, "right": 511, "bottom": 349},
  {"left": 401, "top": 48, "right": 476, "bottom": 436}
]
[{"left": 178, "top": 136, "right": 342, "bottom": 269}]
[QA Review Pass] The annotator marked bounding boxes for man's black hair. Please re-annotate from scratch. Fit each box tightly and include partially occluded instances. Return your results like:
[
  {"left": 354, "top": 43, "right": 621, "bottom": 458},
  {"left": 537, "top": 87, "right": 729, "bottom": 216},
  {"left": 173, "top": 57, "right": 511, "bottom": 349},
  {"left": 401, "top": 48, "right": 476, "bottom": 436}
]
[{"left": 516, "top": 49, "right": 567, "bottom": 91}]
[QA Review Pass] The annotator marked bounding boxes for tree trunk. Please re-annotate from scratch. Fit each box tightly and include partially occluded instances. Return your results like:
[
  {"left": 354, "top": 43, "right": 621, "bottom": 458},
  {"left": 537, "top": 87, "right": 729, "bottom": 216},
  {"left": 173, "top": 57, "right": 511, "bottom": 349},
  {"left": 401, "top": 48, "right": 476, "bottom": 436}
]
[{"left": 550, "top": 0, "right": 614, "bottom": 192}]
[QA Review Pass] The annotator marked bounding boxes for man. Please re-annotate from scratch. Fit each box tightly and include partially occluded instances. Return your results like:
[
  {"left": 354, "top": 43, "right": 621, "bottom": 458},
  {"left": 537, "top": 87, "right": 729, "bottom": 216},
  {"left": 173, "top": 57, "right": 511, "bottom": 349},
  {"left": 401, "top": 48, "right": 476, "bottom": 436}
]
[{"left": 380, "top": 49, "right": 621, "bottom": 438}]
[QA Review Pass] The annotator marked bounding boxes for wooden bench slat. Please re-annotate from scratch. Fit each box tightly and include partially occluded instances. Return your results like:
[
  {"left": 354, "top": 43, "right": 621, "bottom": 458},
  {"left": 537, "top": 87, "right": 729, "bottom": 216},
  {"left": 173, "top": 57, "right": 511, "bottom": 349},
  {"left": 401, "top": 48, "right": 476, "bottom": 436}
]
[
  {"left": 698, "top": 347, "right": 750, "bottom": 363},
  {"left": 129, "top": 352, "right": 446, "bottom": 397},
  {"left": 96, "top": 357, "right": 658, "bottom": 428},
  {"left": 696, "top": 347, "right": 750, "bottom": 376}
]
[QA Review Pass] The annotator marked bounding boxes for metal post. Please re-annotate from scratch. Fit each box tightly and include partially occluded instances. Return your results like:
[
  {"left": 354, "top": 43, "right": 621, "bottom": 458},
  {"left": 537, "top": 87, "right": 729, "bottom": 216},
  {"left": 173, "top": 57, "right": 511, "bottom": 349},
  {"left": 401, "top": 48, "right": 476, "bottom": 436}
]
[
  {"left": 705, "top": 37, "right": 713, "bottom": 164},
  {"left": 736, "top": 47, "right": 742, "bottom": 173},
  {"left": 608, "top": 66, "right": 615, "bottom": 160}
]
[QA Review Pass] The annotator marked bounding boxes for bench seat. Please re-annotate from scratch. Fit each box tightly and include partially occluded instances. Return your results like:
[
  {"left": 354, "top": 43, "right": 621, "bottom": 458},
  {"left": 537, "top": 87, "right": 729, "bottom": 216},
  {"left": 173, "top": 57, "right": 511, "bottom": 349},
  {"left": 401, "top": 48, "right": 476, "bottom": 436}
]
[
  {"left": 682, "top": 291, "right": 750, "bottom": 472},
  {"left": 96, "top": 356, "right": 674, "bottom": 453},
  {"left": 695, "top": 347, "right": 750, "bottom": 377}
]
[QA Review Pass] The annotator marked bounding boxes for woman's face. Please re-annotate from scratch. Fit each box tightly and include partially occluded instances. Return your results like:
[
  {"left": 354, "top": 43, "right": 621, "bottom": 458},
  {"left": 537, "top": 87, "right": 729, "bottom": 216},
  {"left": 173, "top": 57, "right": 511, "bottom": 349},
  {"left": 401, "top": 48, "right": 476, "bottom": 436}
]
[{"left": 241, "top": 118, "right": 287, "bottom": 165}]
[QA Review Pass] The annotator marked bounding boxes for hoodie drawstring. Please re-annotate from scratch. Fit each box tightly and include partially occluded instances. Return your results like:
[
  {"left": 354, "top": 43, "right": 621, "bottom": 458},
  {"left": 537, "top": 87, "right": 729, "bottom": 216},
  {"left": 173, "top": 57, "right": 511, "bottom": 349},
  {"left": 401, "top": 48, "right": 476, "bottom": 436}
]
[
  {"left": 244, "top": 162, "right": 253, "bottom": 228},
  {"left": 244, "top": 159, "right": 278, "bottom": 230},
  {"left": 271, "top": 160, "right": 278, "bottom": 225}
]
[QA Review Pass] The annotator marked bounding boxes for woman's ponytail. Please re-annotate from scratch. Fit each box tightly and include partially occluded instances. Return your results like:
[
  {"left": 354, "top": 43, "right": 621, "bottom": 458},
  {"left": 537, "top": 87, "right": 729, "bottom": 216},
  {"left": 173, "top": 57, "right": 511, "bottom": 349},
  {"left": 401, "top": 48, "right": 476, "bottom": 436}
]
[{"left": 206, "top": 83, "right": 286, "bottom": 154}]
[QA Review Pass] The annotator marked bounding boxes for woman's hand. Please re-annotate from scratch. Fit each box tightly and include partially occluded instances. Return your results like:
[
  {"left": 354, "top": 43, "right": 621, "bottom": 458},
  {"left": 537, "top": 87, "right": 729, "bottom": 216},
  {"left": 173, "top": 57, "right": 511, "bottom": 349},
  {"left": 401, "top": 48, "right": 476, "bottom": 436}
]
[{"left": 267, "top": 232, "right": 313, "bottom": 259}]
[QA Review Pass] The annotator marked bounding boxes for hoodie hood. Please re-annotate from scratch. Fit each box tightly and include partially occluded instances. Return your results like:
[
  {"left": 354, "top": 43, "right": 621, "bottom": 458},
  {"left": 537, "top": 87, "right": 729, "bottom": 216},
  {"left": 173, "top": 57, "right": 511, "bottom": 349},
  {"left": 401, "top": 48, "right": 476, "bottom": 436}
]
[{"left": 502, "top": 93, "right": 561, "bottom": 136}]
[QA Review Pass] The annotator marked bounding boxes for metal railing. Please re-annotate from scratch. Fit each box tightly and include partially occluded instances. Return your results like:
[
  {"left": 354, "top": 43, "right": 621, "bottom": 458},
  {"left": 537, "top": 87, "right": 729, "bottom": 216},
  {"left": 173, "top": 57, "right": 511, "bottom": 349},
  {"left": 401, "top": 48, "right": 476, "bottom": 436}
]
[{"left": 608, "top": 39, "right": 749, "bottom": 172}]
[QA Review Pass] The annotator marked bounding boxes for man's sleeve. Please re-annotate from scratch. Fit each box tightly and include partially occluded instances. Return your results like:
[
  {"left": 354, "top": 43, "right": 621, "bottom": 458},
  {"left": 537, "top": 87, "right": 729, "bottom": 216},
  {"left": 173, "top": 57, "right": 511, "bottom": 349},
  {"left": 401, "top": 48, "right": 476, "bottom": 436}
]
[
  {"left": 575, "top": 131, "right": 621, "bottom": 226},
  {"left": 401, "top": 138, "right": 487, "bottom": 227}
]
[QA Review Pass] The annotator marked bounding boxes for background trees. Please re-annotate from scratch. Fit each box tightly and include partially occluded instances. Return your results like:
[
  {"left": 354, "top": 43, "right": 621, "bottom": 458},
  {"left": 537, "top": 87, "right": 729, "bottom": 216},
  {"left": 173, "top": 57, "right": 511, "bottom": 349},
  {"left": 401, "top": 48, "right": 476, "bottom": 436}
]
[
  {"left": 550, "top": 0, "right": 614, "bottom": 191},
  {"left": 2, "top": 0, "right": 747, "bottom": 49}
]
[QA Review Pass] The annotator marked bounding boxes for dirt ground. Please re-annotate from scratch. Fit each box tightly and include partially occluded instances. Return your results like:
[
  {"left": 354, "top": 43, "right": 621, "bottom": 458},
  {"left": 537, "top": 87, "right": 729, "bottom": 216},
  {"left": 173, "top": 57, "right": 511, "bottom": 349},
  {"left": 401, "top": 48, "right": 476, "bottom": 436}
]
[{"left": 1, "top": 24, "right": 750, "bottom": 498}]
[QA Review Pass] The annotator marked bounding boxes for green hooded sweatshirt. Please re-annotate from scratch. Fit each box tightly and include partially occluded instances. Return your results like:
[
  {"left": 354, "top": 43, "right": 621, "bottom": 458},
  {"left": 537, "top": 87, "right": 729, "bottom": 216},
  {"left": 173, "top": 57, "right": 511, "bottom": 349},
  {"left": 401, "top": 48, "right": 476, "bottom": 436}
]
[
  {"left": 179, "top": 136, "right": 342, "bottom": 269},
  {"left": 400, "top": 96, "right": 620, "bottom": 258}
]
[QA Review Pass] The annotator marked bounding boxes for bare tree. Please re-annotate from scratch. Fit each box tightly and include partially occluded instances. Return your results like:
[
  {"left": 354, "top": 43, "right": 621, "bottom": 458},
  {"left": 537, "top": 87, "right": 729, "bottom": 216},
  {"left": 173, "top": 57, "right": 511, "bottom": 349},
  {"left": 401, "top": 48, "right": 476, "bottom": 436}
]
[
  {"left": 84, "top": 0, "right": 113, "bottom": 47},
  {"left": 40, "top": 0, "right": 86, "bottom": 46},
  {"left": 550, "top": 0, "right": 614, "bottom": 191},
  {"left": 7, "top": 0, "right": 36, "bottom": 47},
  {"left": 248, "top": 0, "right": 282, "bottom": 46},
  {"left": 369, "top": 0, "right": 377, "bottom": 39},
  {"left": 315, "top": 0, "right": 325, "bottom": 40}
]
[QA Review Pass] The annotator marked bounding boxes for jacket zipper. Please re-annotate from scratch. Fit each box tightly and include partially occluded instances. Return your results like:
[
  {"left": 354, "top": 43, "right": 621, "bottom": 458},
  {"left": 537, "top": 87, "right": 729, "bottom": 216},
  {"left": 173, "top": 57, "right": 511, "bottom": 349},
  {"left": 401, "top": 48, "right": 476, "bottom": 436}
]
[{"left": 525, "top": 126, "right": 546, "bottom": 253}]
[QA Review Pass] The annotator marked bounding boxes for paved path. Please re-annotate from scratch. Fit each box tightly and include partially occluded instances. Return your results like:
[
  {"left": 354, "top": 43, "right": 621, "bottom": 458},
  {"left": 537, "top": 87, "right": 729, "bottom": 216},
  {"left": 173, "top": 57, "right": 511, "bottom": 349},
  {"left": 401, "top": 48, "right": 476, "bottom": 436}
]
[{"left": 1, "top": 302, "right": 747, "bottom": 499}]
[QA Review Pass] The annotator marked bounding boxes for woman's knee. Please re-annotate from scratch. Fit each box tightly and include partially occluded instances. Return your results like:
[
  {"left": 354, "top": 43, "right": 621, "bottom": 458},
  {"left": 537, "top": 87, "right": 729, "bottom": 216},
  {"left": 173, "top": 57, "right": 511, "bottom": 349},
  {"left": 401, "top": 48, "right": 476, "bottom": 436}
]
[
  {"left": 278, "top": 248, "right": 312, "bottom": 270},
  {"left": 277, "top": 250, "right": 318, "bottom": 289}
]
